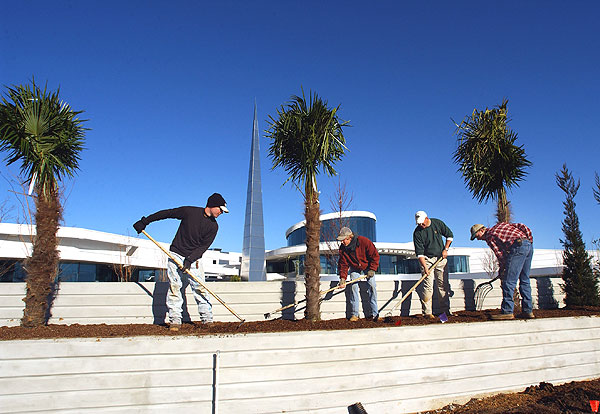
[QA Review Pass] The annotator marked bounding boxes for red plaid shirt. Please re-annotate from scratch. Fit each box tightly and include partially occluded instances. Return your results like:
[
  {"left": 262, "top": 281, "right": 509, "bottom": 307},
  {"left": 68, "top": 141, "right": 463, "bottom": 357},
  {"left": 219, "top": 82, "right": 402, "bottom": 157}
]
[{"left": 482, "top": 222, "right": 533, "bottom": 278}]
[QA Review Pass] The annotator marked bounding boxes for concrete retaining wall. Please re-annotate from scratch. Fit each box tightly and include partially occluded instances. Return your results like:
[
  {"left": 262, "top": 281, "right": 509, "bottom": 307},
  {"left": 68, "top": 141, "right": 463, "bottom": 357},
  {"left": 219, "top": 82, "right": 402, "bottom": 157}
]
[
  {"left": 1, "top": 316, "right": 599, "bottom": 413},
  {"left": 0, "top": 277, "right": 564, "bottom": 326}
]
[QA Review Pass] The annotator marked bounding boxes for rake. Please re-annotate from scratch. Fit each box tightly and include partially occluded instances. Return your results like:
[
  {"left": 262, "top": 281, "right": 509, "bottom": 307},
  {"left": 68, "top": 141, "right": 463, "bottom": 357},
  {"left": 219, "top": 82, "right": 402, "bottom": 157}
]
[
  {"left": 263, "top": 274, "right": 370, "bottom": 319},
  {"left": 474, "top": 275, "right": 500, "bottom": 311},
  {"left": 382, "top": 256, "right": 444, "bottom": 323},
  {"left": 142, "top": 230, "right": 245, "bottom": 325}
]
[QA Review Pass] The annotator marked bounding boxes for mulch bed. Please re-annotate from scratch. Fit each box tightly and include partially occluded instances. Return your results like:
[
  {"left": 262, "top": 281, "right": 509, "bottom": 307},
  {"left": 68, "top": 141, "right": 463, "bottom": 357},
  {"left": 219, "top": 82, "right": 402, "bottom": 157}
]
[{"left": 1, "top": 307, "right": 599, "bottom": 341}]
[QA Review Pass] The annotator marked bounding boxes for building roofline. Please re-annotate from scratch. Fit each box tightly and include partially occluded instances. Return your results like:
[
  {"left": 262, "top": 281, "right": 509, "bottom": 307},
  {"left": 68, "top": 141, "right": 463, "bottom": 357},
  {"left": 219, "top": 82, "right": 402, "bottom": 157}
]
[{"left": 284, "top": 210, "right": 377, "bottom": 238}]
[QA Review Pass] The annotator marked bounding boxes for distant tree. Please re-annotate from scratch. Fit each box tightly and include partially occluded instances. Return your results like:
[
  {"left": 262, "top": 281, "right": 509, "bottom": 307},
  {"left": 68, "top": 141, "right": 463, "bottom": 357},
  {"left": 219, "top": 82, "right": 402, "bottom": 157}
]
[
  {"left": 555, "top": 164, "right": 599, "bottom": 307},
  {"left": 266, "top": 89, "right": 349, "bottom": 321},
  {"left": 0, "top": 80, "right": 87, "bottom": 326},
  {"left": 453, "top": 99, "right": 531, "bottom": 223},
  {"left": 594, "top": 172, "right": 600, "bottom": 205}
]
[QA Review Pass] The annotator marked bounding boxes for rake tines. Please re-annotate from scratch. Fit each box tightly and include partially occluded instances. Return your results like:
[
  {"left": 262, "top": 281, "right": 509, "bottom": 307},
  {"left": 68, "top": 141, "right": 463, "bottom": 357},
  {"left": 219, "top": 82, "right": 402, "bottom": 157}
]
[{"left": 474, "top": 276, "right": 500, "bottom": 311}]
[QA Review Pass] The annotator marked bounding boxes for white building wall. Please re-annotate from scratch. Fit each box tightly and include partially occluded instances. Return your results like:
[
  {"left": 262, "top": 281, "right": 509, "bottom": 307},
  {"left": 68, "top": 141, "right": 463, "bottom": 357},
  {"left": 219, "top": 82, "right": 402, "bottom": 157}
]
[{"left": 0, "top": 316, "right": 599, "bottom": 413}]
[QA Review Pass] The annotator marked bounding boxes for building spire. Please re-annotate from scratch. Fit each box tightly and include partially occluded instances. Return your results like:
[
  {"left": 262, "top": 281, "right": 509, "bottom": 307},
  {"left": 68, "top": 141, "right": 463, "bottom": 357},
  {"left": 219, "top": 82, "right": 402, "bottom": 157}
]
[{"left": 241, "top": 102, "right": 266, "bottom": 281}]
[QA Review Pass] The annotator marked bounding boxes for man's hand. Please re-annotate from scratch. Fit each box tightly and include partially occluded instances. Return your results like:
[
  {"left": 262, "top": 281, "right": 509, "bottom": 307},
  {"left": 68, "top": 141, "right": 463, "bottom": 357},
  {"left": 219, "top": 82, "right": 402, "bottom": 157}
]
[
  {"left": 366, "top": 270, "right": 375, "bottom": 278},
  {"left": 442, "top": 248, "right": 449, "bottom": 259},
  {"left": 133, "top": 218, "right": 146, "bottom": 234},
  {"left": 337, "top": 278, "right": 347, "bottom": 289},
  {"left": 182, "top": 258, "right": 192, "bottom": 272}
]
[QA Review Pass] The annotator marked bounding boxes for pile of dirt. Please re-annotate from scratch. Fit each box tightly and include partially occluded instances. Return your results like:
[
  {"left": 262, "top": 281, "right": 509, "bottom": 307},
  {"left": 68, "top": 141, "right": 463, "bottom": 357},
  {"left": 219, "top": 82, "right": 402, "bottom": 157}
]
[{"left": 419, "top": 379, "right": 600, "bottom": 414}]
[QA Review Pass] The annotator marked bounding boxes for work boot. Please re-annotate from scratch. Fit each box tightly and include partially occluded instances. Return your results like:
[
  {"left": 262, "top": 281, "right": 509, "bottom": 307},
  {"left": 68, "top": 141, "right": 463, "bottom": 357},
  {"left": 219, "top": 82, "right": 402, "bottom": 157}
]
[
  {"left": 517, "top": 312, "right": 535, "bottom": 319},
  {"left": 349, "top": 315, "right": 359, "bottom": 322},
  {"left": 491, "top": 313, "right": 515, "bottom": 320},
  {"left": 169, "top": 319, "right": 182, "bottom": 331},
  {"left": 423, "top": 314, "right": 436, "bottom": 320}
]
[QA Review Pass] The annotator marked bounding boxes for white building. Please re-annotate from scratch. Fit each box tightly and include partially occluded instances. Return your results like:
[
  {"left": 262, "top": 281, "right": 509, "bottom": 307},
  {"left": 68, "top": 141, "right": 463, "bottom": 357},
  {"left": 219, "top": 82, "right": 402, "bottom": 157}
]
[{"left": 0, "top": 212, "right": 583, "bottom": 283}]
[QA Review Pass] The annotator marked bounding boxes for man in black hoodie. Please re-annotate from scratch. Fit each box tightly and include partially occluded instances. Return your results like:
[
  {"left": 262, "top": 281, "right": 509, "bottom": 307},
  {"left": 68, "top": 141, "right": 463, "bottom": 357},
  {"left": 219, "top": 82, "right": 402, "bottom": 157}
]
[{"left": 133, "top": 193, "right": 228, "bottom": 330}]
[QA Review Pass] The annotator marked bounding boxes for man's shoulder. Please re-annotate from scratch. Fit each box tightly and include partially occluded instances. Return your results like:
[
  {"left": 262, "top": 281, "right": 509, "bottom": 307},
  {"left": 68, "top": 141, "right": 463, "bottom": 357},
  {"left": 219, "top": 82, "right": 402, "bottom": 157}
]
[
  {"left": 430, "top": 218, "right": 448, "bottom": 226},
  {"left": 357, "top": 235, "right": 374, "bottom": 245}
]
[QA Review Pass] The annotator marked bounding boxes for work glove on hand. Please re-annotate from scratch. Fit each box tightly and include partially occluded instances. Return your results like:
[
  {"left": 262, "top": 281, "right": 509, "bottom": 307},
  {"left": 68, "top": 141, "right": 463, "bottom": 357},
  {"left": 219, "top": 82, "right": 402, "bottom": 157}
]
[
  {"left": 337, "top": 278, "right": 347, "bottom": 289},
  {"left": 366, "top": 270, "right": 375, "bottom": 278},
  {"left": 182, "top": 258, "right": 192, "bottom": 272},
  {"left": 133, "top": 217, "right": 147, "bottom": 234}
]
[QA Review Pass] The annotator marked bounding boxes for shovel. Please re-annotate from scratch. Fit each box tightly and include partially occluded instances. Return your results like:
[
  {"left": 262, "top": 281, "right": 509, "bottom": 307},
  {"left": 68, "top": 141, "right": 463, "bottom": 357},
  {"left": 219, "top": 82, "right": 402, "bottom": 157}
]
[
  {"left": 264, "top": 273, "right": 371, "bottom": 319},
  {"left": 382, "top": 256, "right": 444, "bottom": 323},
  {"left": 142, "top": 230, "right": 245, "bottom": 324}
]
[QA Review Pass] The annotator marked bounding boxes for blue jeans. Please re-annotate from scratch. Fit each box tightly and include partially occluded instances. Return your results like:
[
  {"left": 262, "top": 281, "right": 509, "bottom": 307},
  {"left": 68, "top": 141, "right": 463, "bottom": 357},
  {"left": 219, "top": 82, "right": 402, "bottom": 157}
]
[
  {"left": 345, "top": 271, "right": 378, "bottom": 318},
  {"left": 501, "top": 239, "right": 533, "bottom": 314},
  {"left": 167, "top": 252, "right": 213, "bottom": 323}
]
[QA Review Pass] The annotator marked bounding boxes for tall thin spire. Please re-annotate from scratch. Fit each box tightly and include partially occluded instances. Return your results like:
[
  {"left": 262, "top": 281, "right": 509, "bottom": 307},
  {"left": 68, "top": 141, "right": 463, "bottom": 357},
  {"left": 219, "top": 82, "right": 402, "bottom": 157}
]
[{"left": 241, "top": 103, "right": 266, "bottom": 281}]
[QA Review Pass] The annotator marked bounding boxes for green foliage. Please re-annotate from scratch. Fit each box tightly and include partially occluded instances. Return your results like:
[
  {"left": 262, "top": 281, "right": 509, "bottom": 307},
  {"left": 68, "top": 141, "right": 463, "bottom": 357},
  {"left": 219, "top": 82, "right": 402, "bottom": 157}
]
[
  {"left": 594, "top": 172, "right": 600, "bottom": 205},
  {"left": 453, "top": 99, "right": 531, "bottom": 222},
  {"left": 556, "top": 164, "right": 600, "bottom": 307},
  {"left": 265, "top": 88, "right": 349, "bottom": 199},
  {"left": 0, "top": 79, "right": 87, "bottom": 200}
]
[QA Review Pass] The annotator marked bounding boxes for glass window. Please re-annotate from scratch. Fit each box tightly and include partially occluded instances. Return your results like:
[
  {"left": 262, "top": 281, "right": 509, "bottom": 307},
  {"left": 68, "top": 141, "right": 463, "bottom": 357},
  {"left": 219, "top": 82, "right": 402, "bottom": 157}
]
[
  {"left": 287, "top": 216, "right": 376, "bottom": 246},
  {"left": 58, "top": 263, "right": 78, "bottom": 282},
  {"left": 447, "top": 255, "right": 470, "bottom": 273}
]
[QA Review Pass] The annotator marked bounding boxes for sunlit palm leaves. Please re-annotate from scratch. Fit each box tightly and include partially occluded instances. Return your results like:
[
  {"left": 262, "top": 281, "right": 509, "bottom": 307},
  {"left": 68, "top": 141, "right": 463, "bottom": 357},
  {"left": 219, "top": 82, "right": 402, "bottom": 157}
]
[
  {"left": 453, "top": 99, "right": 531, "bottom": 222},
  {"left": 266, "top": 89, "right": 349, "bottom": 198},
  {"left": 0, "top": 80, "right": 87, "bottom": 199}
]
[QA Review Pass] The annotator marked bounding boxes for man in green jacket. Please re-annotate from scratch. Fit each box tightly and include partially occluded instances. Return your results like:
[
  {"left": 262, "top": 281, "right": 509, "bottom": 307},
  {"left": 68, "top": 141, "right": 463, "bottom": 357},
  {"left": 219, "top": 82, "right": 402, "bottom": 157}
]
[{"left": 413, "top": 211, "right": 453, "bottom": 319}]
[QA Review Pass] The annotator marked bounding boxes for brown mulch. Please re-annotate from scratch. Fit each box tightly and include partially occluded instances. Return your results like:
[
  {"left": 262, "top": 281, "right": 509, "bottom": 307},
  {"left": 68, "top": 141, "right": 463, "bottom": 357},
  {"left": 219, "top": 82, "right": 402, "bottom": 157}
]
[
  {"left": 1, "top": 307, "right": 599, "bottom": 341},
  {"left": 419, "top": 379, "right": 600, "bottom": 414},
  {"left": 2, "top": 307, "right": 600, "bottom": 414}
]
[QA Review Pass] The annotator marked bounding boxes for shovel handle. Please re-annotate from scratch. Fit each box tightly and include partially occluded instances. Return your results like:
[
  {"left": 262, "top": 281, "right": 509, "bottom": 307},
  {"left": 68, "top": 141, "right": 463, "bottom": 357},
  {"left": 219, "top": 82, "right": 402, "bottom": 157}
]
[
  {"left": 388, "top": 256, "right": 444, "bottom": 313},
  {"left": 142, "top": 230, "right": 245, "bottom": 322},
  {"left": 264, "top": 273, "right": 372, "bottom": 319}
]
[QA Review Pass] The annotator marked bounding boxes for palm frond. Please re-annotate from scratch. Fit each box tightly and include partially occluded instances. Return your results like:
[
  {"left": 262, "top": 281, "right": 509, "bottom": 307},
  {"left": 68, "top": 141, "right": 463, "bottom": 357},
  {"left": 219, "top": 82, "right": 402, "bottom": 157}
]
[
  {"left": 452, "top": 99, "right": 531, "bottom": 204},
  {"left": 266, "top": 88, "right": 349, "bottom": 198},
  {"left": 0, "top": 79, "right": 87, "bottom": 199}
]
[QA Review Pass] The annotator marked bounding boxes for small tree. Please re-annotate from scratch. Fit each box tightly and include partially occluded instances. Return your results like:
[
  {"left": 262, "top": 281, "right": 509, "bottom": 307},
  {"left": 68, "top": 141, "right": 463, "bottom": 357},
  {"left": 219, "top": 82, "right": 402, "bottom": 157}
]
[
  {"left": 266, "top": 89, "right": 349, "bottom": 321},
  {"left": 0, "top": 80, "right": 87, "bottom": 326},
  {"left": 594, "top": 172, "right": 600, "bottom": 205},
  {"left": 322, "top": 179, "right": 354, "bottom": 274},
  {"left": 453, "top": 99, "right": 531, "bottom": 223},
  {"left": 556, "top": 164, "right": 599, "bottom": 307}
]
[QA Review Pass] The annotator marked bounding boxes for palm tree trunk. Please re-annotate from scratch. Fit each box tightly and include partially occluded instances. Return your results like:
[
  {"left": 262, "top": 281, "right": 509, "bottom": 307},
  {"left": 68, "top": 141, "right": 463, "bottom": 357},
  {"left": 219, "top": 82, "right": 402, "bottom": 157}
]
[
  {"left": 21, "top": 190, "right": 61, "bottom": 327},
  {"left": 495, "top": 189, "right": 512, "bottom": 223},
  {"left": 304, "top": 190, "right": 322, "bottom": 321}
]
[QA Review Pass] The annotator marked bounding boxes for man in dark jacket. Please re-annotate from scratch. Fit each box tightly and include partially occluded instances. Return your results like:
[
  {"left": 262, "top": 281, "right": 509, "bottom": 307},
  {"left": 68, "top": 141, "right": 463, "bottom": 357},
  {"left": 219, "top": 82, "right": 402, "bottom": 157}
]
[
  {"left": 337, "top": 227, "right": 380, "bottom": 321},
  {"left": 133, "top": 193, "right": 228, "bottom": 330}
]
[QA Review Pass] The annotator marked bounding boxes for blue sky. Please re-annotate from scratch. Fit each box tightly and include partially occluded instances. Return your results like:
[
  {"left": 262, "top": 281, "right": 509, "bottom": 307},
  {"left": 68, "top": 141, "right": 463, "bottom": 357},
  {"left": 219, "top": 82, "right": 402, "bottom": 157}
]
[{"left": 1, "top": 1, "right": 599, "bottom": 253}]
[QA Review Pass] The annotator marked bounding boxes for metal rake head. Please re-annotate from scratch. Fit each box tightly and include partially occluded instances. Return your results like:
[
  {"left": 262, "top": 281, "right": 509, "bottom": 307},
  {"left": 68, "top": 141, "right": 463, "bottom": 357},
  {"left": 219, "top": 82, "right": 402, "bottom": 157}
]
[
  {"left": 474, "top": 282, "right": 493, "bottom": 311},
  {"left": 474, "top": 276, "right": 500, "bottom": 311}
]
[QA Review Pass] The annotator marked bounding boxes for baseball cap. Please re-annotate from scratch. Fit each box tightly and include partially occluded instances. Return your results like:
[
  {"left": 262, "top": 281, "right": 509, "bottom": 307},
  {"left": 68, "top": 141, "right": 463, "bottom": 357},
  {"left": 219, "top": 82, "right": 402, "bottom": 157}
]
[
  {"left": 415, "top": 210, "right": 427, "bottom": 225},
  {"left": 337, "top": 227, "right": 353, "bottom": 241},
  {"left": 470, "top": 224, "right": 485, "bottom": 240}
]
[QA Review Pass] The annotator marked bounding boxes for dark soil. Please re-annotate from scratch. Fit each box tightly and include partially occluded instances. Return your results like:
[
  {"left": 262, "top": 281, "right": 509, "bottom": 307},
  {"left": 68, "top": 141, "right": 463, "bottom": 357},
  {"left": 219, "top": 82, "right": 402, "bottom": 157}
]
[
  {"left": 2, "top": 307, "right": 600, "bottom": 414},
  {"left": 419, "top": 379, "right": 600, "bottom": 414}
]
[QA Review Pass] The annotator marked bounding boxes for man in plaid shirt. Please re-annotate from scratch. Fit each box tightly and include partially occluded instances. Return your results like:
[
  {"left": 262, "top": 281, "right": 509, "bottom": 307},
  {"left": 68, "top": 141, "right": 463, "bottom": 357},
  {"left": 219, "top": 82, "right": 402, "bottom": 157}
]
[{"left": 470, "top": 222, "right": 534, "bottom": 320}]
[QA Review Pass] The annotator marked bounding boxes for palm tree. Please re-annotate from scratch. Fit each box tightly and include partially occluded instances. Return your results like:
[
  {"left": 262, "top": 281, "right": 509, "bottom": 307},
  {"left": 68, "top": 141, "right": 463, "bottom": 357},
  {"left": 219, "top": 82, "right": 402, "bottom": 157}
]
[
  {"left": 452, "top": 99, "right": 531, "bottom": 223},
  {"left": 266, "top": 89, "right": 349, "bottom": 321},
  {"left": 0, "top": 80, "right": 87, "bottom": 327}
]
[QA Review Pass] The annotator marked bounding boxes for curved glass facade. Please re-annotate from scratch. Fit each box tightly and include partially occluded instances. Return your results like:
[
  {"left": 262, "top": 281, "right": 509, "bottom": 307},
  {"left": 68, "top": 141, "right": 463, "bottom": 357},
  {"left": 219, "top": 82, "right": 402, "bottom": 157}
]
[
  {"left": 287, "top": 216, "right": 376, "bottom": 246},
  {"left": 270, "top": 254, "right": 470, "bottom": 276}
]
